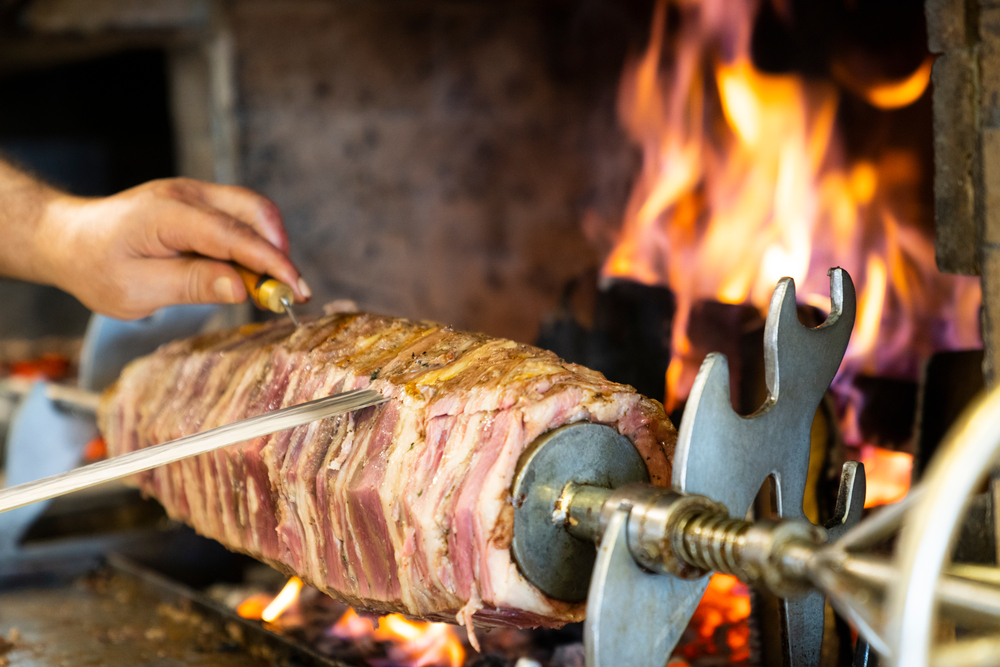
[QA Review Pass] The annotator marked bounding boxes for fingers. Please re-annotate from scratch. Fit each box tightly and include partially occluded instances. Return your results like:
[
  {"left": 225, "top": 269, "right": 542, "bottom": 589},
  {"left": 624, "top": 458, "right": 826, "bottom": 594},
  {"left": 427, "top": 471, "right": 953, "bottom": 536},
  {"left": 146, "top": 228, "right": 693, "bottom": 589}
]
[
  {"left": 153, "top": 203, "right": 309, "bottom": 302},
  {"left": 135, "top": 258, "right": 250, "bottom": 314},
  {"left": 147, "top": 179, "right": 309, "bottom": 301},
  {"left": 181, "top": 180, "right": 290, "bottom": 254}
]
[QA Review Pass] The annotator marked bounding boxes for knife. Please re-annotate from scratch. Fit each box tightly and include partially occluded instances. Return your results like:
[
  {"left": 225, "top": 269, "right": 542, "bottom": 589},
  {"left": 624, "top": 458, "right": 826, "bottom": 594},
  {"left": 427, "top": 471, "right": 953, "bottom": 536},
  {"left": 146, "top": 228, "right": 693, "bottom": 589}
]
[
  {"left": 234, "top": 265, "right": 301, "bottom": 327},
  {"left": 0, "top": 388, "right": 387, "bottom": 514}
]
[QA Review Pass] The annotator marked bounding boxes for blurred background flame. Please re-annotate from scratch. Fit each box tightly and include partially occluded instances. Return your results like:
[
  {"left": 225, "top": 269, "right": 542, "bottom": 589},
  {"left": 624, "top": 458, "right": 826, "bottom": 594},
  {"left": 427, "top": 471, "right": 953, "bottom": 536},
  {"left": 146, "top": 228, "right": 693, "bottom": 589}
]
[{"left": 595, "top": 0, "right": 980, "bottom": 511}]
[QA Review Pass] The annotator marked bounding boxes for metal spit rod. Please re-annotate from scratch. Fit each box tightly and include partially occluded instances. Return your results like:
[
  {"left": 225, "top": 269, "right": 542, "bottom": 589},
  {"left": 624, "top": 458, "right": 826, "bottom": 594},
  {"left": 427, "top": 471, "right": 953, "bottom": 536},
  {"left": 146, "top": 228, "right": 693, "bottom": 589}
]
[
  {"left": 557, "top": 482, "right": 1000, "bottom": 625},
  {"left": 0, "top": 389, "right": 386, "bottom": 514},
  {"left": 0, "top": 378, "right": 101, "bottom": 414},
  {"left": 511, "top": 425, "right": 1000, "bottom": 667}
]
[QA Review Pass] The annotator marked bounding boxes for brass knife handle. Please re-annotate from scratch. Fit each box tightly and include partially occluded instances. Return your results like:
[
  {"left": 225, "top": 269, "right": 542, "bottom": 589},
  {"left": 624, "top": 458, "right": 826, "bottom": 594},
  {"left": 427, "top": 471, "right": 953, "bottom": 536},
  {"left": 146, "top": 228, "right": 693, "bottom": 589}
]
[{"left": 233, "top": 265, "right": 295, "bottom": 314}]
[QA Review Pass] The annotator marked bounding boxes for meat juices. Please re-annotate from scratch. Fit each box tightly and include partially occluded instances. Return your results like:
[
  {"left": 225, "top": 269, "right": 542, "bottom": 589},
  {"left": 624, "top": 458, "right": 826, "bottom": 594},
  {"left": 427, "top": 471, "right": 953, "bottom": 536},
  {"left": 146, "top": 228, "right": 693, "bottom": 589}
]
[{"left": 98, "top": 313, "right": 676, "bottom": 630}]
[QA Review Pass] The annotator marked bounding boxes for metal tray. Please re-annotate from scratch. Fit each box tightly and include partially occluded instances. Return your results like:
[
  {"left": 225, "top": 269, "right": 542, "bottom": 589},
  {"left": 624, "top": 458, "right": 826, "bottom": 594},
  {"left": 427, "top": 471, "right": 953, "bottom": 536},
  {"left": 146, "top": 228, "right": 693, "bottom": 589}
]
[{"left": 0, "top": 535, "right": 349, "bottom": 667}]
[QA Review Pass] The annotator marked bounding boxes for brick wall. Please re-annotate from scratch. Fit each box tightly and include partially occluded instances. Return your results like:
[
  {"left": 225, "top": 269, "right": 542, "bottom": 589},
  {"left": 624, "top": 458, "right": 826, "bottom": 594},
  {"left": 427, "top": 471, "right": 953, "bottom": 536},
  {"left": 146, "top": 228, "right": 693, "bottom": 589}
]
[
  {"left": 927, "top": 0, "right": 1000, "bottom": 384},
  {"left": 230, "top": 0, "right": 642, "bottom": 343}
]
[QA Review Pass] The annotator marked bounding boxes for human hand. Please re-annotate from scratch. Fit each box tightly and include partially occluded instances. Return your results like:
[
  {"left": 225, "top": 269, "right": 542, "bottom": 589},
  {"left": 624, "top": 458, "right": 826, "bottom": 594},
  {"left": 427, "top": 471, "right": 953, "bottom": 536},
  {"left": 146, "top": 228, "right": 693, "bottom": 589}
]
[{"left": 34, "top": 178, "right": 310, "bottom": 320}]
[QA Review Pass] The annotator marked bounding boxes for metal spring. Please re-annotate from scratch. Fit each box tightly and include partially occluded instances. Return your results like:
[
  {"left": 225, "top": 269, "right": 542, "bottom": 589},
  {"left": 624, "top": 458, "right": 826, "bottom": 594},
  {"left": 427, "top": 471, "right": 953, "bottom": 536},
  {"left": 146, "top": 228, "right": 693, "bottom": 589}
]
[{"left": 675, "top": 511, "right": 752, "bottom": 578}]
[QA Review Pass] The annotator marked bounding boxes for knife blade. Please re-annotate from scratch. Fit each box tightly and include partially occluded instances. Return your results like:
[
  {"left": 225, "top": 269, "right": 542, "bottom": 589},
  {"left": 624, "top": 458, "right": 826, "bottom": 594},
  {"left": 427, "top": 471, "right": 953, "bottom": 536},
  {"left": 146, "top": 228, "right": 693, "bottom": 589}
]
[{"left": 0, "top": 388, "right": 387, "bottom": 514}]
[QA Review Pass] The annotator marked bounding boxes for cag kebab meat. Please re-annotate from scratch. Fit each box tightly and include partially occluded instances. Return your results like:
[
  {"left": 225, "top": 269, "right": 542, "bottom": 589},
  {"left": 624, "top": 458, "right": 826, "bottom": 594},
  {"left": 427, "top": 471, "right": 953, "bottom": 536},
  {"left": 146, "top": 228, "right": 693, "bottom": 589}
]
[{"left": 98, "top": 310, "right": 676, "bottom": 632}]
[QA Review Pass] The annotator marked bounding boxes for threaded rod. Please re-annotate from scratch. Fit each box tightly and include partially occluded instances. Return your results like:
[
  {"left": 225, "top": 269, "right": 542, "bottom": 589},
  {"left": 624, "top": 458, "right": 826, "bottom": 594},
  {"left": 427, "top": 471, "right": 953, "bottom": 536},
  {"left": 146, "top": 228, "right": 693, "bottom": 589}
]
[{"left": 675, "top": 511, "right": 752, "bottom": 578}]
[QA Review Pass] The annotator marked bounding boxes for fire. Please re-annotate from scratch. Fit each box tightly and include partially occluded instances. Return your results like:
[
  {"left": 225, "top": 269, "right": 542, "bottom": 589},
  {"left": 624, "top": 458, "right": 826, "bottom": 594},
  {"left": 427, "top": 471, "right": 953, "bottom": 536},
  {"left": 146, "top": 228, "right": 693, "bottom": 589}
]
[
  {"left": 235, "top": 582, "right": 463, "bottom": 667},
  {"left": 262, "top": 577, "right": 303, "bottom": 622},
  {"left": 82, "top": 437, "right": 107, "bottom": 462},
  {"left": 330, "top": 607, "right": 375, "bottom": 640},
  {"left": 236, "top": 577, "right": 303, "bottom": 623},
  {"left": 597, "top": 4, "right": 957, "bottom": 651},
  {"left": 679, "top": 574, "right": 752, "bottom": 662},
  {"left": 833, "top": 55, "right": 934, "bottom": 110},
  {"left": 860, "top": 445, "right": 913, "bottom": 508},
  {"left": 600, "top": 0, "right": 980, "bottom": 426},
  {"left": 236, "top": 593, "right": 272, "bottom": 620},
  {"left": 331, "top": 608, "right": 466, "bottom": 667}
]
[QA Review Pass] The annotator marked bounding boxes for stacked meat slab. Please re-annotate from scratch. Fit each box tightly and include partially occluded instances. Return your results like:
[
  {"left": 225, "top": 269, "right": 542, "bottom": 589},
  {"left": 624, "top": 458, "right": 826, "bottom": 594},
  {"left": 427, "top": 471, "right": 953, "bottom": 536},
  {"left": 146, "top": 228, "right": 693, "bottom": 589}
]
[{"left": 99, "top": 312, "right": 676, "bottom": 629}]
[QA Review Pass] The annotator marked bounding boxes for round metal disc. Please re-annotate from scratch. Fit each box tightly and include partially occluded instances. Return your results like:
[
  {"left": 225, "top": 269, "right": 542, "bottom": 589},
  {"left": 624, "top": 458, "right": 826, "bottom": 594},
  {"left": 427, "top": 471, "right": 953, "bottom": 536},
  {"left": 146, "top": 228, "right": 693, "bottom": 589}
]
[{"left": 510, "top": 423, "right": 649, "bottom": 602}]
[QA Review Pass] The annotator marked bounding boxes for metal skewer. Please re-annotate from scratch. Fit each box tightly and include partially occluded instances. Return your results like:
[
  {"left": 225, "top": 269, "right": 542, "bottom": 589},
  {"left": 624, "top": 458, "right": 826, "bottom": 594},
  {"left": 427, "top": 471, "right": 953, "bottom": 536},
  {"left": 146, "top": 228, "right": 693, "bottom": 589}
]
[
  {"left": 0, "top": 378, "right": 101, "bottom": 414},
  {"left": 0, "top": 389, "right": 386, "bottom": 514},
  {"left": 280, "top": 295, "right": 300, "bottom": 328}
]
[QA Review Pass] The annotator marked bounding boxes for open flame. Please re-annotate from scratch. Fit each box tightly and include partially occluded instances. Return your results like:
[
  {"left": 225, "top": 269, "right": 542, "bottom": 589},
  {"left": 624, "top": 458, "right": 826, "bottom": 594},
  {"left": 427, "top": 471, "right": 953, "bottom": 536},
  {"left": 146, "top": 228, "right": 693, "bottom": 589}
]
[
  {"left": 236, "top": 580, "right": 464, "bottom": 667},
  {"left": 833, "top": 55, "right": 934, "bottom": 110},
  {"left": 236, "top": 576, "right": 303, "bottom": 624},
  {"left": 262, "top": 576, "right": 304, "bottom": 622},
  {"left": 331, "top": 608, "right": 465, "bottom": 667},
  {"left": 598, "top": 0, "right": 979, "bottom": 477},
  {"left": 592, "top": 1, "right": 970, "bottom": 651},
  {"left": 859, "top": 444, "right": 913, "bottom": 508},
  {"left": 235, "top": 593, "right": 272, "bottom": 621}
]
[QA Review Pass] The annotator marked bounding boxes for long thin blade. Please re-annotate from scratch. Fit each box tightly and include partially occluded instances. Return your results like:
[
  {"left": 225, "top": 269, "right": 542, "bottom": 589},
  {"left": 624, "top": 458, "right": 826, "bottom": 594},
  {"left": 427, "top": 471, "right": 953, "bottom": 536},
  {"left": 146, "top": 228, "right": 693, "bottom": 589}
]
[{"left": 0, "top": 388, "right": 387, "bottom": 514}]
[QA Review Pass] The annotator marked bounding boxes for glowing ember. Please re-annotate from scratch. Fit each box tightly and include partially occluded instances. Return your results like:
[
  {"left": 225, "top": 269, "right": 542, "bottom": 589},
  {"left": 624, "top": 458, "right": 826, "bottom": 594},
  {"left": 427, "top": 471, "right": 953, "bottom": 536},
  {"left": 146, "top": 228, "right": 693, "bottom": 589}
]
[
  {"left": 10, "top": 353, "right": 70, "bottom": 380},
  {"left": 331, "top": 608, "right": 466, "bottom": 667},
  {"left": 261, "top": 577, "right": 303, "bottom": 622},
  {"left": 679, "top": 574, "right": 752, "bottom": 662},
  {"left": 82, "top": 437, "right": 107, "bottom": 462},
  {"left": 859, "top": 445, "right": 913, "bottom": 508},
  {"left": 598, "top": 0, "right": 980, "bottom": 422}
]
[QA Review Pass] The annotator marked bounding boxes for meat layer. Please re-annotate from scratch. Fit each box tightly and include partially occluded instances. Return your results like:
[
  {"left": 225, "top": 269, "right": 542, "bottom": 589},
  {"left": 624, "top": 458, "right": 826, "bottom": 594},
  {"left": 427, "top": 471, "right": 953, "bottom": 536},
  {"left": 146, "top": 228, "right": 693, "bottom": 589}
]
[{"left": 99, "top": 312, "right": 676, "bottom": 628}]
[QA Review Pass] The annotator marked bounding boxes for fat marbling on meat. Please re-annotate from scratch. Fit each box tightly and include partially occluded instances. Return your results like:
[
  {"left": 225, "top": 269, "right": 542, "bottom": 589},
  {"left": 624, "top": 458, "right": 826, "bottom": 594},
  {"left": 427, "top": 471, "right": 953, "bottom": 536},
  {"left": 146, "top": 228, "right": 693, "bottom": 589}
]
[{"left": 98, "top": 312, "right": 676, "bottom": 630}]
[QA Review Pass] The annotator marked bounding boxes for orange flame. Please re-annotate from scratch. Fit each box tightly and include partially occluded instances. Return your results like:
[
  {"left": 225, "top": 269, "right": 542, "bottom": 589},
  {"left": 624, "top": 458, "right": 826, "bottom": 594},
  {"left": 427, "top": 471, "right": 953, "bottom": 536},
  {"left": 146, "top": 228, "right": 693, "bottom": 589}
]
[
  {"left": 262, "top": 577, "right": 303, "bottom": 622},
  {"left": 236, "top": 593, "right": 273, "bottom": 620},
  {"left": 331, "top": 608, "right": 466, "bottom": 667},
  {"left": 860, "top": 445, "right": 913, "bottom": 508},
  {"left": 236, "top": 577, "right": 304, "bottom": 623},
  {"left": 599, "top": 0, "right": 980, "bottom": 416},
  {"left": 833, "top": 56, "right": 934, "bottom": 110},
  {"left": 82, "top": 437, "right": 107, "bottom": 462}
]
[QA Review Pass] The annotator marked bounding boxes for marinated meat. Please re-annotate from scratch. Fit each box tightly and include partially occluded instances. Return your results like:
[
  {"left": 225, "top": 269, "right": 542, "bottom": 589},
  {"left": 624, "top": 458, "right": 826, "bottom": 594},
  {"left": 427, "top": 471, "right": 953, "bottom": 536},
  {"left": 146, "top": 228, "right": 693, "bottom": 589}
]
[{"left": 98, "top": 312, "right": 676, "bottom": 630}]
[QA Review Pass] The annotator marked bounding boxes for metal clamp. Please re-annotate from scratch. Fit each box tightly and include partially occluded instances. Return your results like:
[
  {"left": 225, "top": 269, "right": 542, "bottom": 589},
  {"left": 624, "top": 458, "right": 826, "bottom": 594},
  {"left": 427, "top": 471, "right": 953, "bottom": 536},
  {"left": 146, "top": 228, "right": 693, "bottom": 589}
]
[
  {"left": 512, "top": 268, "right": 857, "bottom": 667},
  {"left": 512, "top": 266, "right": 1000, "bottom": 667},
  {"left": 592, "top": 268, "right": 855, "bottom": 667}
]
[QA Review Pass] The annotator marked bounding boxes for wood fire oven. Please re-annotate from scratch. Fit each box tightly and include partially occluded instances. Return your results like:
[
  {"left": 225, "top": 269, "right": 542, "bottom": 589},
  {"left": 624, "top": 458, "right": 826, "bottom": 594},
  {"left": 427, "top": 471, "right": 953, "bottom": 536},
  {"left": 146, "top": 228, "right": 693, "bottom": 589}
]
[{"left": 0, "top": 0, "right": 998, "bottom": 666}]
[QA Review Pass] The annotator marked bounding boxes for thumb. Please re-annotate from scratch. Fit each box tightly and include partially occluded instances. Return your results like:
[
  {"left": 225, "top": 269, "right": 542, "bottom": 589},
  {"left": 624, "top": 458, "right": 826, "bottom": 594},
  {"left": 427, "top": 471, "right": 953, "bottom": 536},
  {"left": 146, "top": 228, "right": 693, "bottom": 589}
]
[{"left": 140, "top": 258, "right": 249, "bottom": 310}]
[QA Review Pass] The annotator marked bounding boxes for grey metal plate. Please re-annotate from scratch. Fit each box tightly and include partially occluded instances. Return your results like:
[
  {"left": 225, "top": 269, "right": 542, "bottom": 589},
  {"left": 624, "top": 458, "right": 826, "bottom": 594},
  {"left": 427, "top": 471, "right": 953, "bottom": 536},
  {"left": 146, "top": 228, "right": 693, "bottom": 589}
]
[
  {"left": 672, "top": 269, "right": 856, "bottom": 667},
  {"left": 585, "top": 507, "right": 708, "bottom": 667},
  {"left": 511, "top": 423, "right": 649, "bottom": 602}
]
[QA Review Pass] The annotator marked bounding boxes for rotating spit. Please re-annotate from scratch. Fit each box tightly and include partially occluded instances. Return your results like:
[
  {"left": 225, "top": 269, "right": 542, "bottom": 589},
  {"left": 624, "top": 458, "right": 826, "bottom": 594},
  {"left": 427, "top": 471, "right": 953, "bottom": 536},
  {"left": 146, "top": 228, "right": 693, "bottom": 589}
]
[{"left": 511, "top": 268, "right": 1000, "bottom": 667}]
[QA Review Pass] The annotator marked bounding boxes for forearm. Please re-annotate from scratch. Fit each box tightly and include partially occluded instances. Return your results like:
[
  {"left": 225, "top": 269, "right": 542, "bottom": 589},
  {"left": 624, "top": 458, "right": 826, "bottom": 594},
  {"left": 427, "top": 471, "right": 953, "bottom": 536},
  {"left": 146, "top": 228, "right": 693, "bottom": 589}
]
[{"left": 0, "top": 158, "right": 69, "bottom": 286}]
